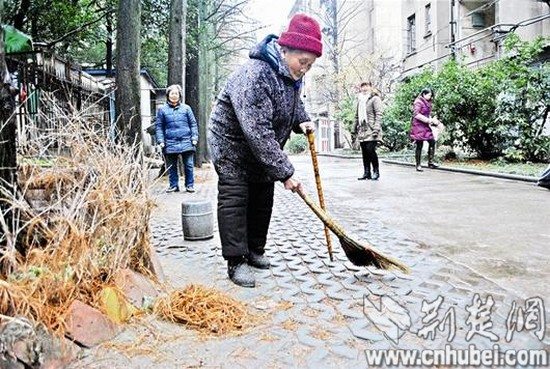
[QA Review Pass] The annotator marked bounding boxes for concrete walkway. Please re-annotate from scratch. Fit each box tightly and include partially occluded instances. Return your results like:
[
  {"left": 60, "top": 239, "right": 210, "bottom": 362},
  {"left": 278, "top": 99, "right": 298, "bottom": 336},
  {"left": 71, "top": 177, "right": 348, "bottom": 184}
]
[
  {"left": 70, "top": 156, "right": 549, "bottom": 368},
  {"left": 293, "top": 155, "right": 549, "bottom": 299}
]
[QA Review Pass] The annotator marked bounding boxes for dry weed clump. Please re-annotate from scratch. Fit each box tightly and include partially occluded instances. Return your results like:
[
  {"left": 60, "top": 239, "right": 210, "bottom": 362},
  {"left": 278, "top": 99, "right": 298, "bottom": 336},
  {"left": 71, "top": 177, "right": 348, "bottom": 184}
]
[
  {"left": 154, "top": 284, "right": 252, "bottom": 336},
  {"left": 1, "top": 96, "right": 255, "bottom": 340},
  {"left": 0, "top": 97, "right": 155, "bottom": 334}
]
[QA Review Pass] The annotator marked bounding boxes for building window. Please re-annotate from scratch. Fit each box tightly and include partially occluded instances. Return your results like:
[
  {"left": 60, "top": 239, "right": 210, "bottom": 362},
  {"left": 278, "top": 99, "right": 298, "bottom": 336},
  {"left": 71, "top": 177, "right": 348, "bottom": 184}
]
[
  {"left": 407, "top": 14, "right": 416, "bottom": 54},
  {"left": 425, "top": 3, "right": 432, "bottom": 35}
]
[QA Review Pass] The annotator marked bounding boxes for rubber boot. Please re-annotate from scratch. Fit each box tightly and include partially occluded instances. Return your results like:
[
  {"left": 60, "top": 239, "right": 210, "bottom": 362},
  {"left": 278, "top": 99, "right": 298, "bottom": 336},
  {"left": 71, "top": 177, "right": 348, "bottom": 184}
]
[
  {"left": 371, "top": 160, "right": 380, "bottom": 180},
  {"left": 248, "top": 251, "right": 270, "bottom": 269},
  {"left": 415, "top": 147, "right": 423, "bottom": 172},
  {"left": 357, "top": 167, "right": 371, "bottom": 180},
  {"left": 428, "top": 145, "right": 439, "bottom": 168}
]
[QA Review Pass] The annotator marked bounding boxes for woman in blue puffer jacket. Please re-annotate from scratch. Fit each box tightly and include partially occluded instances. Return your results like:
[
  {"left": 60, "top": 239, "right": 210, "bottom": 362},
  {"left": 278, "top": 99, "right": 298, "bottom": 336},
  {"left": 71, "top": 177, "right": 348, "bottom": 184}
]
[{"left": 156, "top": 84, "right": 199, "bottom": 192}]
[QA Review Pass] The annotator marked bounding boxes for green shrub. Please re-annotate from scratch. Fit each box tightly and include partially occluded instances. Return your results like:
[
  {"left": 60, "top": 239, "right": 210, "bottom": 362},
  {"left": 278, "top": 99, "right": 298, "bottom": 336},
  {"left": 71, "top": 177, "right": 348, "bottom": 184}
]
[
  {"left": 285, "top": 134, "right": 308, "bottom": 154},
  {"left": 381, "top": 35, "right": 549, "bottom": 162},
  {"left": 381, "top": 69, "right": 433, "bottom": 152}
]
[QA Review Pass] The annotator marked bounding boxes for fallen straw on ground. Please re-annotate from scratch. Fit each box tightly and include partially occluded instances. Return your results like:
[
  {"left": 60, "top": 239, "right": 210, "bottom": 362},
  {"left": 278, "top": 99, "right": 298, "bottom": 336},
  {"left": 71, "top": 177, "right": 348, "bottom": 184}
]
[{"left": 154, "top": 284, "right": 253, "bottom": 336}]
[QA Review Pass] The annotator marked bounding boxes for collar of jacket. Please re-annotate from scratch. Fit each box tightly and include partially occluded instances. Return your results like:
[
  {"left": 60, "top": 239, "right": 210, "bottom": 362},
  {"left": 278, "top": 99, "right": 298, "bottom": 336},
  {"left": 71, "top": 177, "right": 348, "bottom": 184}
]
[
  {"left": 249, "top": 34, "right": 302, "bottom": 87},
  {"left": 418, "top": 96, "right": 431, "bottom": 107}
]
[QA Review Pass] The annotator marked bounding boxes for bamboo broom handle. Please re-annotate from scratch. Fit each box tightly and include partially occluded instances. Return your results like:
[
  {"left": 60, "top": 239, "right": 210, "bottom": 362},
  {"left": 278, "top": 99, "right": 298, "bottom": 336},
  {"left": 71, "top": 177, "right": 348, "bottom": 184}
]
[
  {"left": 297, "top": 189, "right": 347, "bottom": 238},
  {"left": 307, "top": 132, "right": 334, "bottom": 262}
]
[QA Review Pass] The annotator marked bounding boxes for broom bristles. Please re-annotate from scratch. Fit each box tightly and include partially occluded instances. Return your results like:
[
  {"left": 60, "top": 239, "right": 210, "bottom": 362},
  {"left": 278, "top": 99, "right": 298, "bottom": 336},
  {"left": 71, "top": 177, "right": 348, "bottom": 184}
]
[
  {"left": 339, "top": 233, "right": 410, "bottom": 273},
  {"left": 297, "top": 190, "right": 410, "bottom": 273}
]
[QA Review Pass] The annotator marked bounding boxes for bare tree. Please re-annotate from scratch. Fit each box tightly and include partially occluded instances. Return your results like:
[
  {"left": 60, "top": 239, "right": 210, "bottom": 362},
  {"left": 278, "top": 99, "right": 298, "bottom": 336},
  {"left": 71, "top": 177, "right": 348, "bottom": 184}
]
[
  {"left": 339, "top": 52, "right": 401, "bottom": 98},
  {"left": 185, "top": 0, "right": 260, "bottom": 166},
  {"left": 115, "top": 0, "right": 142, "bottom": 147},
  {"left": 312, "top": 0, "right": 364, "bottom": 148},
  {"left": 208, "top": 1, "right": 263, "bottom": 92}
]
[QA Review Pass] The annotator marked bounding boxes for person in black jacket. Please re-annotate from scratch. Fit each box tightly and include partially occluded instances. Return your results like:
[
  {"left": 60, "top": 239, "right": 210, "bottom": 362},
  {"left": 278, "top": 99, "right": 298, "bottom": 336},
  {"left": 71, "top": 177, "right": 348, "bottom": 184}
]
[
  {"left": 208, "top": 14, "right": 322, "bottom": 287},
  {"left": 156, "top": 84, "right": 199, "bottom": 193}
]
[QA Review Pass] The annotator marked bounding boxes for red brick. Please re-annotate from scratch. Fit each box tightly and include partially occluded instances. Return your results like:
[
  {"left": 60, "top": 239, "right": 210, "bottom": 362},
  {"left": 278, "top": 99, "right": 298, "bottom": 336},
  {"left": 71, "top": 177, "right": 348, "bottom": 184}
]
[
  {"left": 114, "top": 268, "right": 159, "bottom": 308},
  {"left": 65, "top": 300, "right": 118, "bottom": 347}
]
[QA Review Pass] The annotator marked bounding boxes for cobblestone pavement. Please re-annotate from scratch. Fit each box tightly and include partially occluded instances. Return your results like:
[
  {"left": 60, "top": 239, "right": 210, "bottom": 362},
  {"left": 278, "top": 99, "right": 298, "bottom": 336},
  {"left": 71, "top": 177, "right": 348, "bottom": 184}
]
[
  {"left": 309, "top": 155, "right": 550, "bottom": 300},
  {"left": 71, "top": 160, "right": 549, "bottom": 369}
]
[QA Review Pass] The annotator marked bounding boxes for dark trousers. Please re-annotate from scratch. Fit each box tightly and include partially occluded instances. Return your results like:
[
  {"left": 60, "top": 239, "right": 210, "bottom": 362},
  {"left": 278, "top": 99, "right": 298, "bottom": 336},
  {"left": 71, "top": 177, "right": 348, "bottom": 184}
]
[
  {"left": 360, "top": 141, "right": 379, "bottom": 173},
  {"left": 415, "top": 139, "right": 436, "bottom": 164},
  {"left": 217, "top": 180, "right": 274, "bottom": 259},
  {"left": 165, "top": 152, "right": 194, "bottom": 189}
]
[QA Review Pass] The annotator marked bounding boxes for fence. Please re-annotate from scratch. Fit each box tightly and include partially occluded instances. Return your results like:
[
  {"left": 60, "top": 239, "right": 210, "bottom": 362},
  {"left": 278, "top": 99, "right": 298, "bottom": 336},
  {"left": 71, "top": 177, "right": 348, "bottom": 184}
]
[{"left": 6, "top": 48, "right": 111, "bottom": 155}]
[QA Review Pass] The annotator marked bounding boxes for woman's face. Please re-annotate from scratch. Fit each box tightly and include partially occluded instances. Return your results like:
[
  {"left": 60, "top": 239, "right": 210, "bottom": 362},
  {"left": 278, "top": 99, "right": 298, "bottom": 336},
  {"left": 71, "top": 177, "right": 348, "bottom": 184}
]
[
  {"left": 283, "top": 50, "right": 318, "bottom": 81},
  {"left": 360, "top": 85, "right": 371, "bottom": 95},
  {"left": 168, "top": 89, "right": 180, "bottom": 103},
  {"left": 423, "top": 92, "right": 433, "bottom": 101}
]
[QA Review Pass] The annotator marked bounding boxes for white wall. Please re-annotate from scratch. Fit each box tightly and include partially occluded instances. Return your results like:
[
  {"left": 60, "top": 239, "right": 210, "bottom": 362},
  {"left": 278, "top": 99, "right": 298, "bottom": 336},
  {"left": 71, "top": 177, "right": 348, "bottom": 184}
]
[{"left": 140, "top": 76, "right": 155, "bottom": 152}]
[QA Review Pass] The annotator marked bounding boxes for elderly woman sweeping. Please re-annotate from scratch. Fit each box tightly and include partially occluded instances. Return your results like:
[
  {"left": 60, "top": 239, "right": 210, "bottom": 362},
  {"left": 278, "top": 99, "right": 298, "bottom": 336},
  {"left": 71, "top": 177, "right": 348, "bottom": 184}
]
[{"left": 208, "top": 14, "right": 322, "bottom": 287}]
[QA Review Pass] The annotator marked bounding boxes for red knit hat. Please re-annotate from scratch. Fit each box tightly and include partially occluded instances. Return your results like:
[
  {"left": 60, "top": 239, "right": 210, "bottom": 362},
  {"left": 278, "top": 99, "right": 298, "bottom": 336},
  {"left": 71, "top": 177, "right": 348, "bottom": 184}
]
[{"left": 278, "top": 13, "right": 323, "bottom": 57}]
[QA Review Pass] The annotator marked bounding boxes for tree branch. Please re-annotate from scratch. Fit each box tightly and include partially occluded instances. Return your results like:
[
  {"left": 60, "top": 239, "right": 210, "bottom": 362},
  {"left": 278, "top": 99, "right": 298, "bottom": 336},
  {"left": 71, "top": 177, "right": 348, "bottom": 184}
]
[
  {"left": 46, "top": 7, "right": 114, "bottom": 48},
  {"left": 210, "top": 24, "right": 267, "bottom": 50}
]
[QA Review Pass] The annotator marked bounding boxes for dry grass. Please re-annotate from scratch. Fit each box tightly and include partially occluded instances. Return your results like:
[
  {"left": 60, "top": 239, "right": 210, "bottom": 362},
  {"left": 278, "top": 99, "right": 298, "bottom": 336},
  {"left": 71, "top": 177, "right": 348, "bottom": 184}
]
[
  {"left": 281, "top": 318, "right": 299, "bottom": 332},
  {"left": 275, "top": 301, "right": 294, "bottom": 311},
  {"left": 101, "top": 332, "right": 163, "bottom": 361},
  {"left": 154, "top": 284, "right": 252, "bottom": 336},
  {"left": 0, "top": 96, "right": 254, "bottom": 340},
  {"left": 0, "top": 95, "right": 156, "bottom": 334},
  {"left": 310, "top": 327, "right": 332, "bottom": 340}
]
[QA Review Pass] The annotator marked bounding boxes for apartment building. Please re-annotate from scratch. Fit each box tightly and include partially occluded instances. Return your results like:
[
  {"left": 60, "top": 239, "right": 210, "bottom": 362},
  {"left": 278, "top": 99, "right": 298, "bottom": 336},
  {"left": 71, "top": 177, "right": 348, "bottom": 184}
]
[
  {"left": 288, "top": 0, "right": 338, "bottom": 151},
  {"left": 288, "top": 0, "right": 405, "bottom": 150},
  {"left": 402, "top": 0, "right": 550, "bottom": 77}
]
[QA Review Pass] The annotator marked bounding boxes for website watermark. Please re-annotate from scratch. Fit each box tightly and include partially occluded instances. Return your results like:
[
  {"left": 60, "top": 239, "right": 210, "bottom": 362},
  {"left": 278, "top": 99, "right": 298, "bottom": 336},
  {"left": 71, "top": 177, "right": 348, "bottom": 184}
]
[
  {"left": 364, "top": 344, "right": 548, "bottom": 367},
  {"left": 361, "top": 293, "right": 548, "bottom": 367}
]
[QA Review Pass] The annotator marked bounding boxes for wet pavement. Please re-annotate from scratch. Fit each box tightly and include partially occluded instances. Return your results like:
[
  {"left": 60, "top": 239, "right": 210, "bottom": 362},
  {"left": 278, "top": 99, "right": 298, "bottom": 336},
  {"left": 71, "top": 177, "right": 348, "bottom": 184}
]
[
  {"left": 302, "top": 155, "right": 550, "bottom": 300},
  {"left": 71, "top": 156, "right": 549, "bottom": 368}
]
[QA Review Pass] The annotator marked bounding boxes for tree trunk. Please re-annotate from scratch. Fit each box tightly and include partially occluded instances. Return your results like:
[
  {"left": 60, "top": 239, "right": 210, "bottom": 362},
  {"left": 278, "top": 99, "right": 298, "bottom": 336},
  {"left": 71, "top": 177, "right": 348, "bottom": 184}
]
[
  {"left": 106, "top": 9, "right": 113, "bottom": 76},
  {"left": 168, "top": 0, "right": 187, "bottom": 92},
  {"left": 0, "top": 0, "right": 18, "bottom": 269},
  {"left": 0, "top": 1, "right": 16, "bottom": 186},
  {"left": 197, "top": 0, "right": 212, "bottom": 165},
  {"left": 115, "top": 0, "right": 142, "bottom": 147},
  {"left": 13, "top": 0, "right": 31, "bottom": 31},
  {"left": 185, "top": 1, "right": 201, "bottom": 166}
]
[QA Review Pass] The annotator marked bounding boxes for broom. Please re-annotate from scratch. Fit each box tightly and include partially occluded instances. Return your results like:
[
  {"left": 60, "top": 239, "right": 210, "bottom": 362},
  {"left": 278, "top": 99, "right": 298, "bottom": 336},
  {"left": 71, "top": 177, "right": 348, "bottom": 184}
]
[
  {"left": 297, "top": 189, "right": 410, "bottom": 273},
  {"left": 306, "top": 132, "right": 334, "bottom": 262}
]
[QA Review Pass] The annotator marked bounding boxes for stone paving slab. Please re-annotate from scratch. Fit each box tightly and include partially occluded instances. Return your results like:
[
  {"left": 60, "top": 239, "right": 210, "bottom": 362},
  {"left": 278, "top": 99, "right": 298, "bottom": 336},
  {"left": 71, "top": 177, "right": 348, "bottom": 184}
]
[{"left": 70, "top": 164, "right": 548, "bottom": 368}]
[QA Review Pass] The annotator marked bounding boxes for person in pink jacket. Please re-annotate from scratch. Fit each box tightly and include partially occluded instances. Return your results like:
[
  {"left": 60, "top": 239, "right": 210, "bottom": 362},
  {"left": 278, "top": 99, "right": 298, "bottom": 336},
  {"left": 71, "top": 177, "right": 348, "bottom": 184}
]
[{"left": 410, "top": 88, "right": 440, "bottom": 171}]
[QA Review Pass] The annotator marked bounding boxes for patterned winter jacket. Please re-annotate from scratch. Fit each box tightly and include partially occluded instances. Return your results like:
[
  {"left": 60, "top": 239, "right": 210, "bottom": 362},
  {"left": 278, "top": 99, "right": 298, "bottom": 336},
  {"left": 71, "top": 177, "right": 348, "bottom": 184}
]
[
  {"left": 208, "top": 34, "right": 310, "bottom": 183},
  {"left": 156, "top": 102, "right": 198, "bottom": 154}
]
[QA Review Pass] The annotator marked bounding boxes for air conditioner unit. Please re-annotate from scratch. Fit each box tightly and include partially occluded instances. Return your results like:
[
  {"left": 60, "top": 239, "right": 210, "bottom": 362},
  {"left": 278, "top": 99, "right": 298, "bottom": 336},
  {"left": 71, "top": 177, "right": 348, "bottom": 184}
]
[{"left": 472, "top": 12, "right": 486, "bottom": 28}]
